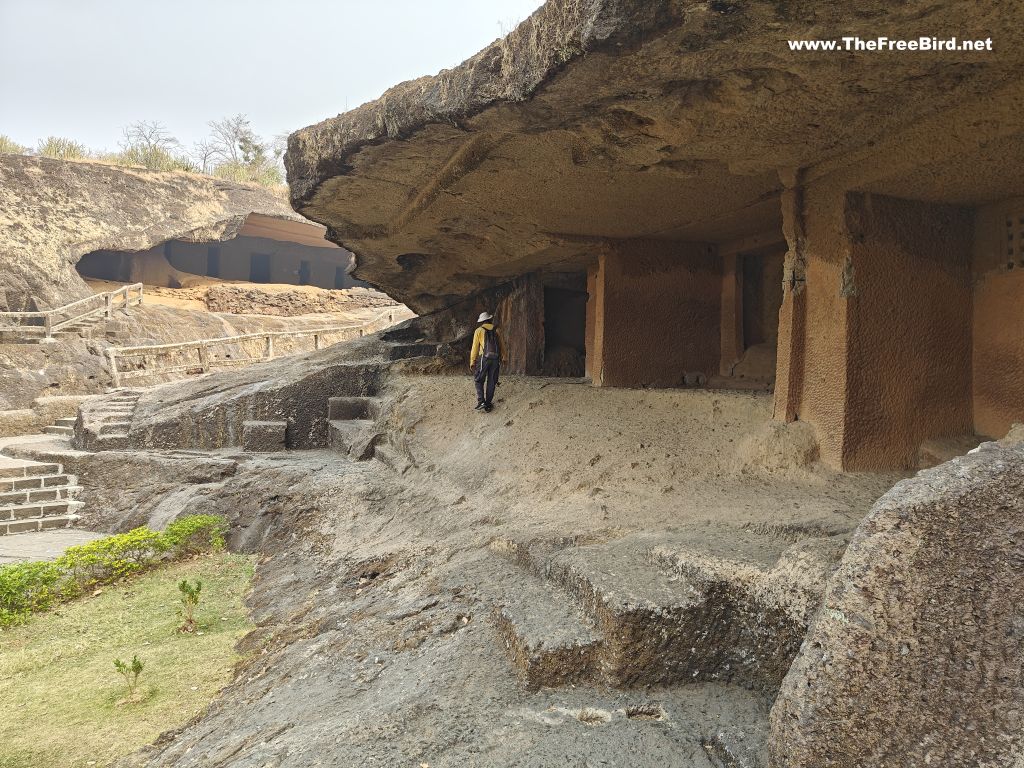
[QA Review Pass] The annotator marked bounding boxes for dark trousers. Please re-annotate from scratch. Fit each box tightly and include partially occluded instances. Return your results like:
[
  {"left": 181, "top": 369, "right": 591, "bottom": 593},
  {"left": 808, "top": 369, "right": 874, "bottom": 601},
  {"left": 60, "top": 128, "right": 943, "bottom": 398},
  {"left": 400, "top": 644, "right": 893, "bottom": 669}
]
[{"left": 474, "top": 357, "right": 500, "bottom": 405}]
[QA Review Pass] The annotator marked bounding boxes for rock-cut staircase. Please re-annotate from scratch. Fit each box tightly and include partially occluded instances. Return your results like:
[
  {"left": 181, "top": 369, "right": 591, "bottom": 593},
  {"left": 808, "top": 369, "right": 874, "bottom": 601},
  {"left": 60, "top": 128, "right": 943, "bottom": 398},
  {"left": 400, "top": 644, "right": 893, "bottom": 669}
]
[
  {"left": 480, "top": 526, "right": 846, "bottom": 695},
  {"left": 75, "top": 389, "right": 142, "bottom": 451},
  {"left": 0, "top": 457, "right": 83, "bottom": 535}
]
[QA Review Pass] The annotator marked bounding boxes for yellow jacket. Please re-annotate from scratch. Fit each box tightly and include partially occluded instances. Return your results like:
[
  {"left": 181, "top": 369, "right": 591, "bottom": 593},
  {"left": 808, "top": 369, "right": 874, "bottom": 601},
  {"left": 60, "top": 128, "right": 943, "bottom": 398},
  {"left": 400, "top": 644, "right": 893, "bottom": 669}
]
[{"left": 470, "top": 323, "right": 504, "bottom": 366}]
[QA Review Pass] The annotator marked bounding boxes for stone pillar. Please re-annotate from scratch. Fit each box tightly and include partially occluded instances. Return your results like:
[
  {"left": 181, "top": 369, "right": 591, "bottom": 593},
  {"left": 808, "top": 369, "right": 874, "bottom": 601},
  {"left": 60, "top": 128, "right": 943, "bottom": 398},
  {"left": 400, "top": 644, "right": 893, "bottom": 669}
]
[
  {"left": 971, "top": 196, "right": 1024, "bottom": 438},
  {"left": 587, "top": 239, "right": 720, "bottom": 388},
  {"left": 773, "top": 184, "right": 973, "bottom": 470},
  {"left": 495, "top": 273, "right": 544, "bottom": 375},
  {"left": 773, "top": 182, "right": 809, "bottom": 425},
  {"left": 584, "top": 263, "right": 598, "bottom": 380},
  {"left": 842, "top": 192, "right": 973, "bottom": 469},
  {"left": 719, "top": 253, "right": 744, "bottom": 376}
]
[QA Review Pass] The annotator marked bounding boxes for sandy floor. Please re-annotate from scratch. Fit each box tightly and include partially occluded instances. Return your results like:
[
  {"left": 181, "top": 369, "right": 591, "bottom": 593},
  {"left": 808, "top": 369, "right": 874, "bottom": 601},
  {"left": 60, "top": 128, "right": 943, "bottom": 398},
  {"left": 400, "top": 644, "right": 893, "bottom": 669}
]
[{"left": 381, "top": 374, "right": 904, "bottom": 542}]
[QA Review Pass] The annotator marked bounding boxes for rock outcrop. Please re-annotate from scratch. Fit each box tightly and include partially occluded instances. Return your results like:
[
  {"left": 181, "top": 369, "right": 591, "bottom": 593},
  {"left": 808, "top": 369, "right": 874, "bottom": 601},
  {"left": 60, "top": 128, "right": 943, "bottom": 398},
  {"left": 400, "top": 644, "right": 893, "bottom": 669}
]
[
  {"left": 203, "top": 284, "right": 397, "bottom": 316},
  {"left": 769, "top": 441, "right": 1024, "bottom": 766},
  {"left": 286, "top": 0, "right": 1024, "bottom": 312},
  {"left": 0, "top": 154, "right": 308, "bottom": 309}
]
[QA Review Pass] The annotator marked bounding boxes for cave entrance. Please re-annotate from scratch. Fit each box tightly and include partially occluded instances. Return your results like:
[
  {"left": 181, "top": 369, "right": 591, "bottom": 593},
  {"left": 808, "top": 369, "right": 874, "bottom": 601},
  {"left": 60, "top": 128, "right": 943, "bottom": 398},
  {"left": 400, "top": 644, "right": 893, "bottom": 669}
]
[
  {"left": 542, "top": 275, "right": 587, "bottom": 377},
  {"left": 250, "top": 253, "right": 271, "bottom": 283},
  {"left": 76, "top": 250, "right": 132, "bottom": 283},
  {"left": 207, "top": 246, "right": 221, "bottom": 278}
]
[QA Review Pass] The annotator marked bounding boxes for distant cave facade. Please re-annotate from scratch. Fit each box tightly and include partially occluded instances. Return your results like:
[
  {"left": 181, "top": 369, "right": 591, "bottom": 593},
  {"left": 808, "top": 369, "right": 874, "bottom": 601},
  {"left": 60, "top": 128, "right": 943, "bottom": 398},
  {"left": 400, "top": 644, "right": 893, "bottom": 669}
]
[{"left": 75, "top": 214, "right": 367, "bottom": 292}]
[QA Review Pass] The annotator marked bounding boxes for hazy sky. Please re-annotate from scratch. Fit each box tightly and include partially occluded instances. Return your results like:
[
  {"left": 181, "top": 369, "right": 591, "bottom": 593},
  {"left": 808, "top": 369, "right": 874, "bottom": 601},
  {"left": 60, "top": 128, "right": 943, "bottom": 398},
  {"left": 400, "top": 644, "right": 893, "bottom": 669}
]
[{"left": 0, "top": 0, "right": 544, "bottom": 153}]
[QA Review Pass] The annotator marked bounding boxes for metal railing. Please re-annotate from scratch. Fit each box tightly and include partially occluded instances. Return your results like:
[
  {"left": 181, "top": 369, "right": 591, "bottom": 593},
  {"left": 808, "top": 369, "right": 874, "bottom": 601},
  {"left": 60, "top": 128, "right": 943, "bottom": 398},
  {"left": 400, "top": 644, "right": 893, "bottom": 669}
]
[
  {"left": 0, "top": 283, "right": 144, "bottom": 341},
  {"left": 106, "top": 306, "right": 412, "bottom": 386}
]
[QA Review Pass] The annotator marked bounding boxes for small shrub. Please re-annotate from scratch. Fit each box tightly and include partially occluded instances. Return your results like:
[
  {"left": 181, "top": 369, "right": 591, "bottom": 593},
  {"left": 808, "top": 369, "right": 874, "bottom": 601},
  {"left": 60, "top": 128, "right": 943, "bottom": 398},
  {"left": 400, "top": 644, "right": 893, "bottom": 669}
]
[
  {"left": 1, "top": 515, "right": 227, "bottom": 627},
  {"left": 113, "top": 655, "right": 144, "bottom": 699},
  {"left": 162, "top": 515, "right": 227, "bottom": 556},
  {"left": 0, "top": 134, "right": 29, "bottom": 155},
  {"left": 178, "top": 579, "right": 202, "bottom": 633},
  {"left": 35, "top": 136, "right": 89, "bottom": 160},
  {"left": 0, "top": 562, "right": 61, "bottom": 627},
  {"left": 56, "top": 527, "right": 167, "bottom": 591}
]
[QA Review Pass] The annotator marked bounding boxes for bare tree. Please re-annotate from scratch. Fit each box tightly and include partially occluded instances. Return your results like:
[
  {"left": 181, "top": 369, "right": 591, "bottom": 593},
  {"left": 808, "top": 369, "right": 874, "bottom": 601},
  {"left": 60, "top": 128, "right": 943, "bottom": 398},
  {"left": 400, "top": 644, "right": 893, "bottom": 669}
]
[
  {"left": 191, "top": 138, "right": 221, "bottom": 174},
  {"left": 120, "top": 120, "right": 180, "bottom": 153},
  {"left": 207, "top": 114, "right": 253, "bottom": 164}
]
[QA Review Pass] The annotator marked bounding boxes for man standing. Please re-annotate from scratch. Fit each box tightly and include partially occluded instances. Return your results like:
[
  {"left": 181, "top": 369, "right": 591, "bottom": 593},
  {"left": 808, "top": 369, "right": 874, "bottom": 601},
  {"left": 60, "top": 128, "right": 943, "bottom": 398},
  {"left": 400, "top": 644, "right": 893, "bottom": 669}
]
[{"left": 470, "top": 311, "right": 503, "bottom": 412}]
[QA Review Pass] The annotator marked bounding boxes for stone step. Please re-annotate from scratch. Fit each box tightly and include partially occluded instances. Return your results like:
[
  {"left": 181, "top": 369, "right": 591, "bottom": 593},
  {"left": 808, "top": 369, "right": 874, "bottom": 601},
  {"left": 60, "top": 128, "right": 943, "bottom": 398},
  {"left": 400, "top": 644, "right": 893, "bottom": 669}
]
[
  {"left": 386, "top": 342, "right": 439, "bottom": 361},
  {"left": 485, "top": 554, "right": 604, "bottom": 690},
  {"left": 94, "top": 435, "right": 129, "bottom": 449},
  {"left": 241, "top": 420, "right": 287, "bottom": 452},
  {"left": 90, "top": 409, "right": 135, "bottom": 419},
  {"left": 328, "top": 419, "right": 379, "bottom": 459},
  {"left": 0, "top": 473, "right": 76, "bottom": 493},
  {"left": 0, "top": 484, "right": 81, "bottom": 507},
  {"left": 550, "top": 540, "right": 762, "bottom": 688},
  {"left": 328, "top": 396, "right": 380, "bottom": 421},
  {"left": 0, "top": 514, "right": 80, "bottom": 535},
  {"left": 54, "top": 417, "right": 77, "bottom": 427},
  {"left": 98, "top": 422, "right": 132, "bottom": 436},
  {"left": 0, "top": 498, "right": 84, "bottom": 521},
  {"left": 0, "top": 461, "right": 63, "bottom": 480},
  {"left": 509, "top": 529, "right": 841, "bottom": 693},
  {"left": 43, "top": 424, "right": 74, "bottom": 436}
]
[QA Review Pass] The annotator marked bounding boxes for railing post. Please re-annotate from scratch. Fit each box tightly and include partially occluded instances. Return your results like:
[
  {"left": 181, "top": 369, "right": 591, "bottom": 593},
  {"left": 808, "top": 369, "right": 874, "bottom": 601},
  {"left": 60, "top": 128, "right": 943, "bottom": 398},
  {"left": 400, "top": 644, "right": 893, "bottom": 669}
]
[
  {"left": 106, "top": 348, "right": 121, "bottom": 388},
  {"left": 43, "top": 314, "right": 53, "bottom": 340},
  {"left": 105, "top": 292, "right": 113, "bottom": 318},
  {"left": 198, "top": 344, "right": 210, "bottom": 373},
  {"left": 314, "top": 334, "right": 321, "bottom": 351},
  {"left": 266, "top": 335, "right": 274, "bottom": 360}
]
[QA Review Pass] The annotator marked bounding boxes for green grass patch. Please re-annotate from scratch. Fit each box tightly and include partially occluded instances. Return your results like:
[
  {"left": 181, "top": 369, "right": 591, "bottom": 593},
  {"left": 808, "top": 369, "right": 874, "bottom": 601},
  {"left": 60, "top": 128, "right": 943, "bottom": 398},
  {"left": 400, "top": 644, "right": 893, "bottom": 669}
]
[{"left": 0, "top": 553, "right": 254, "bottom": 768}]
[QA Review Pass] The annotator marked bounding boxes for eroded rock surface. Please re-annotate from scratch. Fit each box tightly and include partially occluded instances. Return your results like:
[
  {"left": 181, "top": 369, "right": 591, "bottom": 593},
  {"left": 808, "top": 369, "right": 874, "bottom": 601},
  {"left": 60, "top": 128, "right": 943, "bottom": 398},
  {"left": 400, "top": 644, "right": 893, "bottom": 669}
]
[
  {"left": 286, "top": 0, "right": 1024, "bottom": 312},
  {"left": 203, "top": 284, "right": 398, "bottom": 316},
  {"left": 769, "top": 441, "right": 1024, "bottom": 767}
]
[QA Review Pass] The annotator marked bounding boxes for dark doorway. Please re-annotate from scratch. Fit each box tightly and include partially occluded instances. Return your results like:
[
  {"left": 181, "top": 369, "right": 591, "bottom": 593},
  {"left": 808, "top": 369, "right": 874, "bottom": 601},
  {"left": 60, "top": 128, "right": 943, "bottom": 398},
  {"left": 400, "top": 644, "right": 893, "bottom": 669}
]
[
  {"left": 731, "top": 247, "right": 785, "bottom": 384},
  {"left": 250, "top": 253, "right": 271, "bottom": 283},
  {"left": 741, "top": 250, "right": 784, "bottom": 348},
  {"left": 334, "top": 266, "right": 347, "bottom": 289},
  {"left": 76, "top": 250, "right": 131, "bottom": 282},
  {"left": 298, "top": 260, "right": 312, "bottom": 286},
  {"left": 543, "top": 283, "right": 587, "bottom": 376},
  {"left": 207, "top": 246, "right": 221, "bottom": 279}
]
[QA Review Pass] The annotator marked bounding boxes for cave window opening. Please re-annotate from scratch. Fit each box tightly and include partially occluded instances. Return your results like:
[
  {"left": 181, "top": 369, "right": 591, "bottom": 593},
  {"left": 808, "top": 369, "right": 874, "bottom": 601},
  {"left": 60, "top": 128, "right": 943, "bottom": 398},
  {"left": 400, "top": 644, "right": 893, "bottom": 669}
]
[
  {"left": 334, "top": 266, "right": 347, "bottom": 289},
  {"left": 542, "top": 281, "right": 587, "bottom": 377},
  {"left": 298, "top": 260, "right": 312, "bottom": 286}
]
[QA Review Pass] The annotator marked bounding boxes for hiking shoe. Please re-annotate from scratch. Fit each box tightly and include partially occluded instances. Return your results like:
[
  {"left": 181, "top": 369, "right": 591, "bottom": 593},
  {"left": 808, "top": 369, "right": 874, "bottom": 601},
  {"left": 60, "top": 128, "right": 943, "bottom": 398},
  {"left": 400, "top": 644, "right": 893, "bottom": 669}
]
[
  {"left": 484, "top": 403, "right": 493, "bottom": 413},
  {"left": 474, "top": 402, "right": 485, "bottom": 411}
]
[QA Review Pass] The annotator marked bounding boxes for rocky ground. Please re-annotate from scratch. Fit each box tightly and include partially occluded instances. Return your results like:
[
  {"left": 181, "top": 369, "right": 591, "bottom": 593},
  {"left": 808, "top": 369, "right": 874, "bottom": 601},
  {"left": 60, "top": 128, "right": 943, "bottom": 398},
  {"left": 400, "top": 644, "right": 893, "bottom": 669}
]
[
  {"left": 85, "top": 278, "right": 399, "bottom": 318},
  {"left": 3, "top": 362, "right": 904, "bottom": 767},
  {"left": 0, "top": 289, "right": 409, "bottom": 425}
]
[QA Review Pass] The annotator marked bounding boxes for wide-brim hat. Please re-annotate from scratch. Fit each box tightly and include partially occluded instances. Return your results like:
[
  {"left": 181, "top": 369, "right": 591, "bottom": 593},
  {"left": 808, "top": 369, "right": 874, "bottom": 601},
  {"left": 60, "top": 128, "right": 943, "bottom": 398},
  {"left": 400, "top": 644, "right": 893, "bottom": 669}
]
[{"left": 477, "top": 311, "right": 493, "bottom": 323}]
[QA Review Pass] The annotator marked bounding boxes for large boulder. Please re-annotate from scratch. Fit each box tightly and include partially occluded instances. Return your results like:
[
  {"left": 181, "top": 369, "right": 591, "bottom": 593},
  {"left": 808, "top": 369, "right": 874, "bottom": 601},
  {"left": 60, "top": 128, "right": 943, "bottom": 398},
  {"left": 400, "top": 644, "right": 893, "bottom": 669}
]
[
  {"left": 0, "top": 154, "right": 305, "bottom": 308},
  {"left": 769, "top": 441, "right": 1024, "bottom": 766}
]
